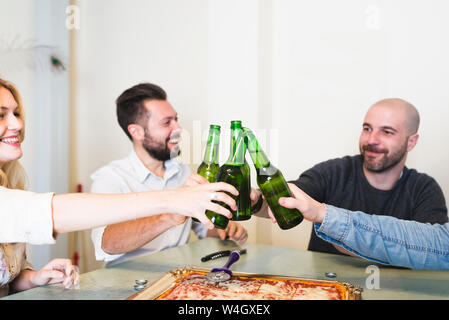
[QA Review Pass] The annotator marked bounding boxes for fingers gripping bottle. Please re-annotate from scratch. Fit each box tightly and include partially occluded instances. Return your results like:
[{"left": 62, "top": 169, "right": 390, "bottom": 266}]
[
  {"left": 243, "top": 128, "right": 303, "bottom": 230},
  {"left": 205, "top": 127, "right": 251, "bottom": 229}
]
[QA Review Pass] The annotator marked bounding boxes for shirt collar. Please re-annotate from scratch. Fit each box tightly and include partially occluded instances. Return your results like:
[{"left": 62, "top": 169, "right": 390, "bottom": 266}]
[{"left": 128, "top": 149, "right": 182, "bottom": 183}]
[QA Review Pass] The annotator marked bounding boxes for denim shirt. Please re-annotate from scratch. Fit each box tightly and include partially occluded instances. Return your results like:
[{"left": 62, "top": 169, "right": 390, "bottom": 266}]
[{"left": 314, "top": 205, "right": 449, "bottom": 270}]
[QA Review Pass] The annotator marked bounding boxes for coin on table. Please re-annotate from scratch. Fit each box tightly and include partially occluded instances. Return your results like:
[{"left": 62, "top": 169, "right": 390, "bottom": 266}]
[
  {"left": 134, "top": 284, "right": 146, "bottom": 291},
  {"left": 325, "top": 272, "right": 337, "bottom": 278}
]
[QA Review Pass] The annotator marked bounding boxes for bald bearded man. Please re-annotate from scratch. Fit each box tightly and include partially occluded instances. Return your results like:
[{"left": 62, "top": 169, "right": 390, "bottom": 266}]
[{"left": 255, "top": 98, "right": 448, "bottom": 256}]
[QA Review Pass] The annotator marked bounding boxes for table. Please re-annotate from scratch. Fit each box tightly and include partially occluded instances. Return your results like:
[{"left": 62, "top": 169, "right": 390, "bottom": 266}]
[{"left": 3, "top": 238, "right": 449, "bottom": 300}]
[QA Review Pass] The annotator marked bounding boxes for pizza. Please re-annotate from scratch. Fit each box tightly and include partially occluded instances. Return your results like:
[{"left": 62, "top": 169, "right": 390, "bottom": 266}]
[{"left": 156, "top": 271, "right": 348, "bottom": 300}]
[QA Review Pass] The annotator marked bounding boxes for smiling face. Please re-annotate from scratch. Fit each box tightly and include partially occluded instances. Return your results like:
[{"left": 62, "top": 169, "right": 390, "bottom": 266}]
[
  {"left": 140, "top": 99, "right": 182, "bottom": 161},
  {"left": 0, "top": 86, "right": 24, "bottom": 168},
  {"left": 359, "top": 99, "right": 419, "bottom": 173}
]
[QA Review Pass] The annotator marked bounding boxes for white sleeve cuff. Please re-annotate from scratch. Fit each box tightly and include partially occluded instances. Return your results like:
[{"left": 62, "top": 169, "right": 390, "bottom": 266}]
[{"left": 91, "top": 226, "right": 124, "bottom": 262}]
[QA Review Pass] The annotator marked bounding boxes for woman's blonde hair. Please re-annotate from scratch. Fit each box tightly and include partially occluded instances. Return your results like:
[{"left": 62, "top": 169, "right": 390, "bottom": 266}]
[{"left": 0, "top": 78, "right": 28, "bottom": 190}]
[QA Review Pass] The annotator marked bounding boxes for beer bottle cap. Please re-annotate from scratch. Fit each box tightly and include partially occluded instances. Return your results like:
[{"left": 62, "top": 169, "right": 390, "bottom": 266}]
[{"left": 230, "top": 120, "right": 242, "bottom": 129}]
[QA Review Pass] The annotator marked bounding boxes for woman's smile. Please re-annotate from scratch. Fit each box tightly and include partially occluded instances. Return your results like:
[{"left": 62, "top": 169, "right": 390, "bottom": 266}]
[{"left": 0, "top": 135, "right": 21, "bottom": 147}]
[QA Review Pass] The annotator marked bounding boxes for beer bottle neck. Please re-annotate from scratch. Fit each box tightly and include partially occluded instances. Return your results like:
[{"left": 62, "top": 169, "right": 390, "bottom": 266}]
[
  {"left": 225, "top": 133, "right": 246, "bottom": 165},
  {"left": 243, "top": 128, "right": 270, "bottom": 169},
  {"left": 203, "top": 128, "right": 220, "bottom": 164},
  {"left": 230, "top": 125, "right": 242, "bottom": 155}
]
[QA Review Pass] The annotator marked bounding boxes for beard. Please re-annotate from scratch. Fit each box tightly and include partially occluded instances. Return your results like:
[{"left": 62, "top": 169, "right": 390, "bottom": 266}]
[
  {"left": 143, "top": 130, "right": 181, "bottom": 162},
  {"left": 360, "top": 141, "right": 408, "bottom": 173}
]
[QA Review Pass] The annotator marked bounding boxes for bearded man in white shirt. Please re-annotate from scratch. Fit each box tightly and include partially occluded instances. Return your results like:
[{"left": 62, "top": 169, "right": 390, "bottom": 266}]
[{"left": 91, "top": 83, "right": 248, "bottom": 266}]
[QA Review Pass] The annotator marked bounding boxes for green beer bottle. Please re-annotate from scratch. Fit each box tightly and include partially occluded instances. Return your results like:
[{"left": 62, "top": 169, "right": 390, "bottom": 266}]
[
  {"left": 197, "top": 125, "right": 221, "bottom": 183},
  {"left": 194, "top": 125, "right": 221, "bottom": 223},
  {"left": 243, "top": 128, "right": 303, "bottom": 230},
  {"left": 227, "top": 121, "right": 251, "bottom": 221},
  {"left": 205, "top": 130, "right": 251, "bottom": 228}
]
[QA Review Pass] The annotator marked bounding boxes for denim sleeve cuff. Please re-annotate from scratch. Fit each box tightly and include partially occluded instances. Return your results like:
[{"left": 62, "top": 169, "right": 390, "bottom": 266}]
[
  {"left": 314, "top": 205, "right": 389, "bottom": 265},
  {"left": 316, "top": 204, "right": 351, "bottom": 242}
]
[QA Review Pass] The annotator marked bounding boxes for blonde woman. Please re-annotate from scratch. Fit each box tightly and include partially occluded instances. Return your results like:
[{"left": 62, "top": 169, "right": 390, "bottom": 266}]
[{"left": 0, "top": 79, "right": 237, "bottom": 296}]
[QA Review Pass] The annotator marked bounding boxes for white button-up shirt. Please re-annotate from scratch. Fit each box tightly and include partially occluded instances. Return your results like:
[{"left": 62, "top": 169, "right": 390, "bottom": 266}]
[{"left": 90, "top": 150, "right": 207, "bottom": 266}]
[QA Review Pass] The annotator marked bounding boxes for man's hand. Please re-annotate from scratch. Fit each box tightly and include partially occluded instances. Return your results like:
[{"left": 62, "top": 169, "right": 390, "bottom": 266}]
[
  {"left": 250, "top": 188, "right": 262, "bottom": 207},
  {"left": 208, "top": 221, "right": 248, "bottom": 245},
  {"left": 273, "top": 183, "right": 326, "bottom": 223},
  {"left": 183, "top": 173, "right": 208, "bottom": 187}
]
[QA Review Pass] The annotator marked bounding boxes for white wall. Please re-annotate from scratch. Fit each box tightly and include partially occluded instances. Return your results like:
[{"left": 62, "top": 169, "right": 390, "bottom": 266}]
[{"left": 72, "top": 0, "right": 449, "bottom": 265}]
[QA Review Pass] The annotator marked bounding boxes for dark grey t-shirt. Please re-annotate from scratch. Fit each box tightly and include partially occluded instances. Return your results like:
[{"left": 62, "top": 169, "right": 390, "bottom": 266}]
[{"left": 291, "top": 155, "right": 448, "bottom": 255}]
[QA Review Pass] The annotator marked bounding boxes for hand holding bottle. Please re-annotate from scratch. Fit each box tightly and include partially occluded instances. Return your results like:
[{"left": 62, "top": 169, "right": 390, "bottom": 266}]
[
  {"left": 243, "top": 128, "right": 303, "bottom": 229},
  {"left": 250, "top": 188, "right": 262, "bottom": 207},
  {"left": 277, "top": 183, "right": 326, "bottom": 223},
  {"left": 168, "top": 182, "right": 238, "bottom": 229}
]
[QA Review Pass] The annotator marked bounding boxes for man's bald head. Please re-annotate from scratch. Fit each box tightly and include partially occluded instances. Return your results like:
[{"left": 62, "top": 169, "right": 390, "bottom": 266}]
[
  {"left": 360, "top": 98, "right": 420, "bottom": 174},
  {"left": 369, "top": 98, "right": 420, "bottom": 136}
]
